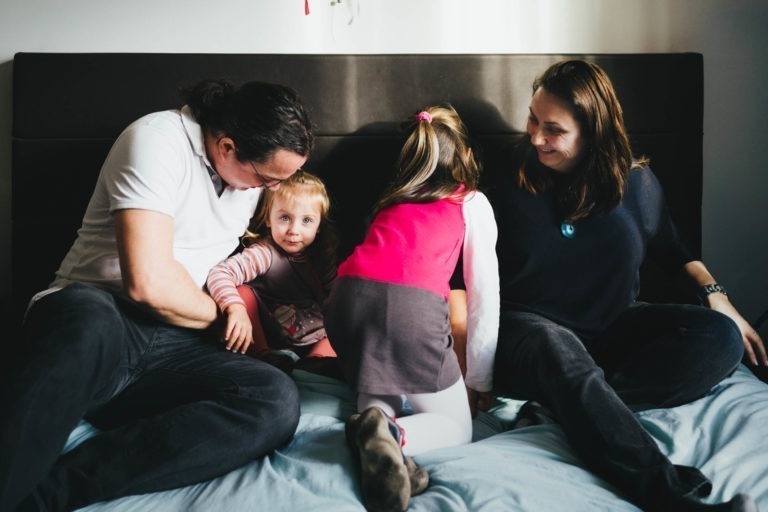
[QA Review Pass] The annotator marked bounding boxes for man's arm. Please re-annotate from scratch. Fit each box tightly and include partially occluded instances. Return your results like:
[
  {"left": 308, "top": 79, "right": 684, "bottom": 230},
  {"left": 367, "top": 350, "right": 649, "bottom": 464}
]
[{"left": 115, "top": 208, "right": 219, "bottom": 329}]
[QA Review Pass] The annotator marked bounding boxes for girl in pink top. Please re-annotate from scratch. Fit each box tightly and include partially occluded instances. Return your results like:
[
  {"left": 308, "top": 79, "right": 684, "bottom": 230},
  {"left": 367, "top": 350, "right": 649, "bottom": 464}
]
[
  {"left": 207, "top": 171, "right": 337, "bottom": 372},
  {"left": 325, "top": 106, "right": 499, "bottom": 511}
]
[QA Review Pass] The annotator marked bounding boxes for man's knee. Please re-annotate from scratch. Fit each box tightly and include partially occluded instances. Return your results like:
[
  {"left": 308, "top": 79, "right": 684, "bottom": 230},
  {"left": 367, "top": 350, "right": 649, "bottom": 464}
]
[
  {"left": 23, "top": 285, "right": 127, "bottom": 367},
  {"left": 238, "top": 363, "right": 300, "bottom": 434},
  {"left": 26, "top": 284, "right": 119, "bottom": 335}
]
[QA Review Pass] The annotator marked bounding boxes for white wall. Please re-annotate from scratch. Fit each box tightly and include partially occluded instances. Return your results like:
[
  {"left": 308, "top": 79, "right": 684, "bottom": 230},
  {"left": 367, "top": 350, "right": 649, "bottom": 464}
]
[{"left": 1, "top": 0, "right": 767, "bottom": 333}]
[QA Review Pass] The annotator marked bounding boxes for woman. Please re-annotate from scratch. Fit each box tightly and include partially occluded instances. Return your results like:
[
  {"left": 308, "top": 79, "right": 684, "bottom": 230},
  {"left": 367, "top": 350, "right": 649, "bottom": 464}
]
[{"left": 490, "top": 60, "right": 764, "bottom": 511}]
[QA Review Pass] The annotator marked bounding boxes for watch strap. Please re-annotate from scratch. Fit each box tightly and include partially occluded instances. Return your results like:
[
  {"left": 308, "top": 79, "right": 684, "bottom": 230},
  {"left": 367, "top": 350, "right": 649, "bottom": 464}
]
[{"left": 697, "top": 283, "right": 727, "bottom": 304}]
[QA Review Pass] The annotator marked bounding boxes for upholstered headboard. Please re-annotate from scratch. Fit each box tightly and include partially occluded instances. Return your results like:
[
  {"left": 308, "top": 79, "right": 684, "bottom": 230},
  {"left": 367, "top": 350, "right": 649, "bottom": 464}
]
[{"left": 10, "top": 52, "right": 703, "bottom": 335}]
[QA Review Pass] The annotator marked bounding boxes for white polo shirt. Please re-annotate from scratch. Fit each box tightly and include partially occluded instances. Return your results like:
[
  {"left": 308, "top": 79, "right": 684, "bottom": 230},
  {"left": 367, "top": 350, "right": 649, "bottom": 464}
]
[{"left": 49, "top": 106, "right": 261, "bottom": 296}]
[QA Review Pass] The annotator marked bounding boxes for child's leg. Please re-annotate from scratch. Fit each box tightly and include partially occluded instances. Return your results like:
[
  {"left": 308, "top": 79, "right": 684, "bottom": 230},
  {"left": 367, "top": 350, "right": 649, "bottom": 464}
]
[
  {"left": 351, "top": 393, "right": 430, "bottom": 501},
  {"left": 293, "top": 338, "right": 342, "bottom": 380},
  {"left": 356, "top": 379, "right": 472, "bottom": 455},
  {"left": 357, "top": 393, "right": 404, "bottom": 418},
  {"left": 346, "top": 407, "right": 412, "bottom": 511},
  {"left": 398, "top": 377, "right": 473, "bottom": 456},
  {"left": 236, "top": 285, "right": 270, "bottom": 358},
  {"left": 305, "top": 337, "right": 337, "bottom": 358}
]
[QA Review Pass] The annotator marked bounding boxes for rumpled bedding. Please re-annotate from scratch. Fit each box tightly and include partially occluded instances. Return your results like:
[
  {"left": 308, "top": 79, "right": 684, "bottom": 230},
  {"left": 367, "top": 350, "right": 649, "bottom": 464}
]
[{"left": 69, "top": 365, "right": 768, "bottom": 511}]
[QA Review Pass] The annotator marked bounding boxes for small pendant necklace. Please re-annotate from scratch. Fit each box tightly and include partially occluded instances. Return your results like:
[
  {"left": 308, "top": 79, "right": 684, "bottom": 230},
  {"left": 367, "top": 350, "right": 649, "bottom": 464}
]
[{"left": 560, "top": 221, "right": 575, "bottom": 239}]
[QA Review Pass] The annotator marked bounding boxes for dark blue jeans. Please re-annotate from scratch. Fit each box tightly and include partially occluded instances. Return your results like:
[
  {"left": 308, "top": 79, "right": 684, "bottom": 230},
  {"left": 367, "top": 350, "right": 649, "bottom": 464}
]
[
  {"left": 0, "top": 283, "right": 300, "bottom": 512},
  {"left": 494, "top": 302, "right": 743, "bottom": 510}
]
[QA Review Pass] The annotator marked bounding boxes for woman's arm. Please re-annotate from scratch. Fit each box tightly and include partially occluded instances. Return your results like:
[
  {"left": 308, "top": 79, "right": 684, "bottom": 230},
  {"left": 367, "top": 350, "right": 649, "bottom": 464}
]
[
  {"left": 683, "top": 260, "right": 767, "bottom": 366},
  {"left": 641, "top": 170, "right": 765, "bottom": 364}
]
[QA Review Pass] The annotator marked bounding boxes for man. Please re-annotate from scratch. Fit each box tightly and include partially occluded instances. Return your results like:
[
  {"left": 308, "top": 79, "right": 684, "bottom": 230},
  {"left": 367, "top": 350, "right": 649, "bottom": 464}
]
[{"left": 0, "top": 79, "right": 313, "bottom": 512}]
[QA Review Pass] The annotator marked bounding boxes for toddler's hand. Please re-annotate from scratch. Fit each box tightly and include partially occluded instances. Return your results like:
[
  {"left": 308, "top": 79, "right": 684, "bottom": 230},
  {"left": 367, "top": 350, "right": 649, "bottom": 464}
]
[{"left": 223, "top": 304, "right": 254, "bottom": 354}]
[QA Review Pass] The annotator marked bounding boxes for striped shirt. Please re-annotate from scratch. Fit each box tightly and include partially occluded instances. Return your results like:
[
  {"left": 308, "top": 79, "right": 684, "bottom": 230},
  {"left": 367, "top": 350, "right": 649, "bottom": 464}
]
[{"left": 206, "top": 241, "right": 274, "bottom": 312}]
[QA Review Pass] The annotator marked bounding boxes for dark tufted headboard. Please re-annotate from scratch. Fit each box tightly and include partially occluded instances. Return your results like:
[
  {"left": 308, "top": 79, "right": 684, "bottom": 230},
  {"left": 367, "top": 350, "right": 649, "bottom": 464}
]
[{"left": 9, "top": 52, "right": 703, "bottom": 343}]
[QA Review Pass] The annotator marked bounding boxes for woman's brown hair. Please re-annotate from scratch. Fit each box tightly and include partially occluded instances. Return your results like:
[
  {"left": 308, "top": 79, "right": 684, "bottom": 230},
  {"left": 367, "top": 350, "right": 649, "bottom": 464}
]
[{"left": 517, "top": 60, "right": 647, "bottom": 220}]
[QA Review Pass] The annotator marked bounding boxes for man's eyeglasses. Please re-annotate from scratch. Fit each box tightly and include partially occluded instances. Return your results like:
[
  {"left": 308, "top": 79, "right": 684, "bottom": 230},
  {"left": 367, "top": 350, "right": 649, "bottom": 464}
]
[{"left": 250, "top": 162, "right": 285, "bottom": 190}]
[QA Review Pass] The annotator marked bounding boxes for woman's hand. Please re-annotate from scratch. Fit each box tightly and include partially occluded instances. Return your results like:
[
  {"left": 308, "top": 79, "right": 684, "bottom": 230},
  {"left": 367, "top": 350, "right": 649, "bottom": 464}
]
[
  {"left": 682, "top": 261, "right": 768, "bottom": 366},
  {"left": 223, "top": 304, "right": 254, "bottom": 354},
  {"left": 707, "top": 294, "right": 768, "bottom": 367}
]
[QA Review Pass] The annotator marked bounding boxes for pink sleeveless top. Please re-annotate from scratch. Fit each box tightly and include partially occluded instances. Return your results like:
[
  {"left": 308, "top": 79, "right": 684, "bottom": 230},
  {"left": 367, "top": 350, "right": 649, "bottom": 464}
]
[{"left": 337, "top": 197, "right": 465, "bottom": 299}]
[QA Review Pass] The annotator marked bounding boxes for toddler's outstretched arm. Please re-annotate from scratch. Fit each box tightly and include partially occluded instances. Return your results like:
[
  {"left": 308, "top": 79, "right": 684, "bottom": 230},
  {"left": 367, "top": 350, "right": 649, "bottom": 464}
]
[{"left": 206, "top": 242, "right": 273, "bottom": 351}]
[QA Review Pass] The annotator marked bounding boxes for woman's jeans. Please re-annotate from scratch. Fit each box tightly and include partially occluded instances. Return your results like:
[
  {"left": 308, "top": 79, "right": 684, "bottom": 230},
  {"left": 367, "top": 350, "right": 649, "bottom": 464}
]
[
  {"left": 494, "top": 302, "right": 743, "bottom": 509},
  {"left": 0, "top": 283, "right": 301, "bottom": 512}
]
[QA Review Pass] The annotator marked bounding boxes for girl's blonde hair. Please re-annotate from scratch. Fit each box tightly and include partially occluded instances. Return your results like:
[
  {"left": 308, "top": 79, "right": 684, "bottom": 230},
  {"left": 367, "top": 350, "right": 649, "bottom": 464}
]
[
  {"left": 244, "top": 170, "right": 337, "bottom": 281},
  {"left": 373, "top": 105, "right": 481, "bottom": 215}
]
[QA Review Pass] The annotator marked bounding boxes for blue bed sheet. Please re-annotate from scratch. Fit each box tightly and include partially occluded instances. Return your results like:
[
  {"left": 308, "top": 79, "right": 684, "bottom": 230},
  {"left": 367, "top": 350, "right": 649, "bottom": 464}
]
[{"left": 69, "top": 365, "right": 768, "bottom": 511}]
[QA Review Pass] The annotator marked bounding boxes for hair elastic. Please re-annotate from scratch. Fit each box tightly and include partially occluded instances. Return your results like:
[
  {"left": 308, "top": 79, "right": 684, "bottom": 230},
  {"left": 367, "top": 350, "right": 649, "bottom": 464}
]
[{"left": 417, "top": 111, "right": 432, "bottom": 123}]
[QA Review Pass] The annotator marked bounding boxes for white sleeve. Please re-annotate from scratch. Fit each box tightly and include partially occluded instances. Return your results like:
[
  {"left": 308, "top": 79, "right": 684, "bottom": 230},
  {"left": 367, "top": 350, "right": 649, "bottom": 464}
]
[
  {"left": 462, "top": 191, "right": 500, "bottom": 392},
  {"left": 103, "top": 119, "right": 187, "bottom": 217}
]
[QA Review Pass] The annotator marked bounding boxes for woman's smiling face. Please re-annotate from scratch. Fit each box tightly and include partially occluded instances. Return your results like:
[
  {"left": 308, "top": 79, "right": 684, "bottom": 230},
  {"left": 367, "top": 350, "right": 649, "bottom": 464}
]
[{"left": 526, "top": 87, "right": 587, "bottom": 174}]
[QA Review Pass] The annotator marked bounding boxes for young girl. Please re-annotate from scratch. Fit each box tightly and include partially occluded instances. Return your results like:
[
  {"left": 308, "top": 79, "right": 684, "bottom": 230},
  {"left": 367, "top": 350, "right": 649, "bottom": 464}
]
[
  {"left": 324, "top": 106, "right": 499, "bottom": 511},
  {"left": 207, "top": 171, "right": 338, "bottom": 372}
]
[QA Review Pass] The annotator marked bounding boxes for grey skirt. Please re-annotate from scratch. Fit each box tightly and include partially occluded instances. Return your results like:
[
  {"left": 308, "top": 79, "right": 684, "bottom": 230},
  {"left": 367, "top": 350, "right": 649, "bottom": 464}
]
[{"left": 324, "top": 276, "right": 461, "bottom": 395}]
